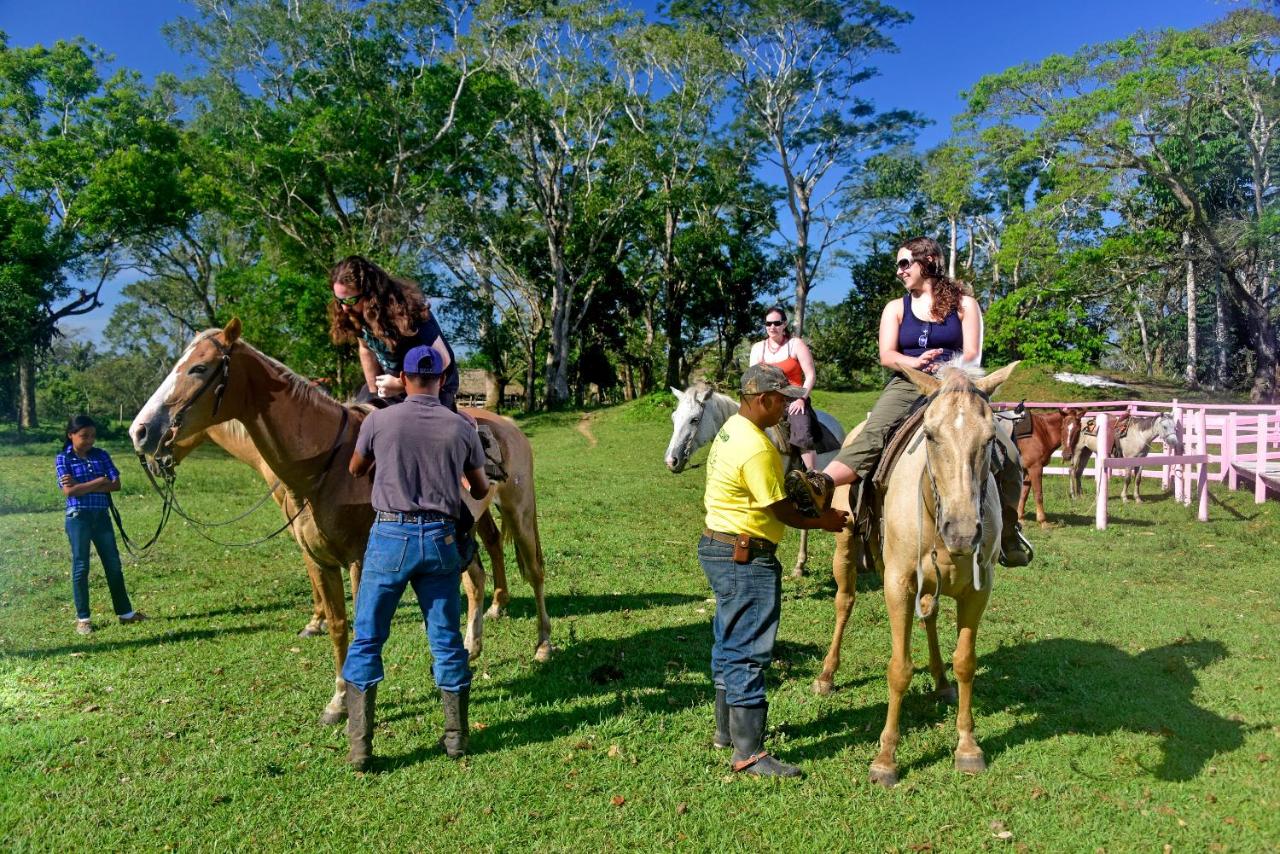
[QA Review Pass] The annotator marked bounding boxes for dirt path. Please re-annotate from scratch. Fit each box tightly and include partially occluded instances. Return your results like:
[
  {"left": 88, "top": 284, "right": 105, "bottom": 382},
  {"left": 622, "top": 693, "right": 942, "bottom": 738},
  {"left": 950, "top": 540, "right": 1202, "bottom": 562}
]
[{"left": 575, "top": 414, "right": 598, "bottom": 448}]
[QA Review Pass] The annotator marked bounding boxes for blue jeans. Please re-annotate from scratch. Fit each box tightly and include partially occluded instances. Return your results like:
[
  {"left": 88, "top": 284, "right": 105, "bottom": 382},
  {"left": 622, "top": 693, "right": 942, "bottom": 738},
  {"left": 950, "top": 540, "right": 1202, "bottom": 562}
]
[
  {"left": 65, "top": 509, "right": 132, "bottom": 621},
  {"left": 698, "top": 535, "right": 782, "bottom": 708},
  {"left": 342, "top": 520, "right": 471, "bottom": 693}
]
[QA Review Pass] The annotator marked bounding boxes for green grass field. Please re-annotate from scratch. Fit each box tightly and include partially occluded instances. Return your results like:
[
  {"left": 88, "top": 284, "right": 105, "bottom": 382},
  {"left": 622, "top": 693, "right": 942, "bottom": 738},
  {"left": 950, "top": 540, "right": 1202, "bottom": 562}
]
[{"left": 2, "top": 391, "right": 1278, "bottom": 851}]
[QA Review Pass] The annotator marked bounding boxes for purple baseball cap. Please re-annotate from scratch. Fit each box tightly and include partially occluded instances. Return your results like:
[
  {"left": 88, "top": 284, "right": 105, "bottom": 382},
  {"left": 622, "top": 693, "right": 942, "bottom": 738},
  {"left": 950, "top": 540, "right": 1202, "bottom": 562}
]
[{"left": 402, "top": 345, "right": 444, "bottom": 375}]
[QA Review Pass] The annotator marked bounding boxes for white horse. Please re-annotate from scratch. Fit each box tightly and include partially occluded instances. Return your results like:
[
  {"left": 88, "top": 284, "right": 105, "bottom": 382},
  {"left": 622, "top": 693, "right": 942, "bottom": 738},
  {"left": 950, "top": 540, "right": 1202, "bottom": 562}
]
[
  {"left": 1068, "top": 412, "right": 1182, "bottom": 503},
  {"left": 664, "top": 382, "right": 846, "bottom": 577}
]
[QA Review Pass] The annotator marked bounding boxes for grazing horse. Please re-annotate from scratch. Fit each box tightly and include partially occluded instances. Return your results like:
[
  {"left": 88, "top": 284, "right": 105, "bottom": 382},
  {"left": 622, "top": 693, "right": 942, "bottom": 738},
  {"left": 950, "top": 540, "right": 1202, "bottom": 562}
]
[
  {"left": 1068, "top": 413, "right": 1181, "bottom": 503},
  {"left": 1013, "top": 408, "right": 1083, "bottom": 528},
  {"left": 816, "top": 362, "right": 1019, "bottom": 787},
  {"left": 130, "top": 320, "right": 552, "bottom": 725},
  {"left": 664, "top": 383, "right": 846, "bottom": 577}
]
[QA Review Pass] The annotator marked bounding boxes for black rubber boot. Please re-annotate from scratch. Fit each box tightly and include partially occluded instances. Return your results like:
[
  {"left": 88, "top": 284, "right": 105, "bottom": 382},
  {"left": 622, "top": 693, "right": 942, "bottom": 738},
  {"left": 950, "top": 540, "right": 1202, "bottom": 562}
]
[
  {"left": 713, "top": 688, "right": 730, "bottom": 749},
  {"left": 439, "top": 686, "right": 470, "bottom": 758},
  {"left": 345, "top": 681, "right": 377, "bottom": 772},
  {"left": 729, "top": 704, "right": 802, "bottom": 778}
]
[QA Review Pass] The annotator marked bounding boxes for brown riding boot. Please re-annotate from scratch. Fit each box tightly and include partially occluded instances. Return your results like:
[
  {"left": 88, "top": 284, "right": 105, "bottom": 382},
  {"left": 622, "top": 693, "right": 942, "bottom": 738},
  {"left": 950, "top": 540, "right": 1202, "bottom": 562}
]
[
  {"left": 439, "top": 686, "right": 470, "bottom": 758},
  {"left": 345, "top": 681, "right": 377, "bottom": 772}
]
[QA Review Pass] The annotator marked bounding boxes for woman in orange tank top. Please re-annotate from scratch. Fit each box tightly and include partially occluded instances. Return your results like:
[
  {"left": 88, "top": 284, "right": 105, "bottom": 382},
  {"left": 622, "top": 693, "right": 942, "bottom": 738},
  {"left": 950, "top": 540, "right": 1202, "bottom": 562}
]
[{"left": 749, "top": 306, "right": 818, "bottom": 470}]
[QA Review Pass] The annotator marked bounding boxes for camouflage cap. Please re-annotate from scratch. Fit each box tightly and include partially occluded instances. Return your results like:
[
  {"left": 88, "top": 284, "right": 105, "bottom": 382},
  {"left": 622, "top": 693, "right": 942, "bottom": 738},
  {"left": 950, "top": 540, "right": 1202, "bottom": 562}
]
[{"left": 741, "top": 364, "right": 806, "bottom": 398}]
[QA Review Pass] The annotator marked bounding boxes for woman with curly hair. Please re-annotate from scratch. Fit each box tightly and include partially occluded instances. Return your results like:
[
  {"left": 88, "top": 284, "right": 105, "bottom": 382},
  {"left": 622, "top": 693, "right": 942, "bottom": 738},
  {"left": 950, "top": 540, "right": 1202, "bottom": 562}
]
[
  {"left": 823, "top": 236, "right": 982, "bottom": 489},
  {"left": 329, "top": 255, "right": 460, "bottom": 410}
]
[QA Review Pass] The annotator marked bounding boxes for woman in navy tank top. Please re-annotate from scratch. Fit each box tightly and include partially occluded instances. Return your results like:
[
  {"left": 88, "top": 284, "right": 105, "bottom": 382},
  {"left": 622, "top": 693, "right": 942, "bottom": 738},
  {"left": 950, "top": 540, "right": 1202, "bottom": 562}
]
[{"left": 823, "top": 236, "right": 982, "bottom": 489}]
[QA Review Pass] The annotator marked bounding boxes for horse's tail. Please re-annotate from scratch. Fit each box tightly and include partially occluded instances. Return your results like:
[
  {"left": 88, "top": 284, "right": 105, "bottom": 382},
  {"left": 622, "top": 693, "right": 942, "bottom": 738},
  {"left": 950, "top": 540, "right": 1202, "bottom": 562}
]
[{"left": 499, "top": 495, "right": 544, "bottom": 586}]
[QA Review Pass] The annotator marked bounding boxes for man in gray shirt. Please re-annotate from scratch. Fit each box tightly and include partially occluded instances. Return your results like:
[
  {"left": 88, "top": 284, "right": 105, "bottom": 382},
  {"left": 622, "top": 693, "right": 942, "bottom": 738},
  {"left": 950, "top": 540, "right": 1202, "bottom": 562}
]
[{"left": 342, "top": 345, "right": 489, "bottom": 771}]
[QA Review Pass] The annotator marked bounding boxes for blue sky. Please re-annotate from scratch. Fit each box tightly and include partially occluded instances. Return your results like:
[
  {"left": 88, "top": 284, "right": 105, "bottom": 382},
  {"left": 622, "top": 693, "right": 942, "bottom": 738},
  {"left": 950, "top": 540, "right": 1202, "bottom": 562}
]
[{"left": 2, "top": 0, "right": 1230, "bottom": 343}]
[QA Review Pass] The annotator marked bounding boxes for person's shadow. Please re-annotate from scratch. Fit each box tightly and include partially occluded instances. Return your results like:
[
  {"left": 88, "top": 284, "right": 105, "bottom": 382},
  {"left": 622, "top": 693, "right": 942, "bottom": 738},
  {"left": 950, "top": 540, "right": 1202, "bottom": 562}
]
[{"left": 791, "top": 636, "right": 1245, "bottom": 782}]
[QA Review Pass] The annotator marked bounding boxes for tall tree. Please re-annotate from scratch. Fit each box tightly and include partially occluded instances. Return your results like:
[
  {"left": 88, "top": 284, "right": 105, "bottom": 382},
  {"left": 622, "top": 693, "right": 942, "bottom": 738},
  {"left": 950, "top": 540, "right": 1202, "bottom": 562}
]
[
  {"left": 965, "top": 9, "right": 1280, "bottom": 400},
  {"left": 0, "top": 35, "right": 188, "bottom": 425},
  {"left": 672, "top": 0, "right": 921, "bottom": 336}
]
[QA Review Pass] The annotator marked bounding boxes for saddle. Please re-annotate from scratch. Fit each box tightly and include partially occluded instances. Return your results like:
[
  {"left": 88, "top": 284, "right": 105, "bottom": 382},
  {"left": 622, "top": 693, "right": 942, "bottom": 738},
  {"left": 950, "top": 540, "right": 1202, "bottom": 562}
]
[
  {"left": 995, "top": 402, "right": 1034, "bottom": 441},
  {"left": 1082, "top": 414, "right": 1129, "bottom": 439},
  {"left": 847, "top": 399, "right": 932, "bottom": 573}
]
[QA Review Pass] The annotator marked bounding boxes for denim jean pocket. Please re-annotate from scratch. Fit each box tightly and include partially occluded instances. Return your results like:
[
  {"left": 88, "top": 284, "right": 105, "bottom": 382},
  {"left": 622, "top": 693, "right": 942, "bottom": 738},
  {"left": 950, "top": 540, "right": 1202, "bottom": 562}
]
[
  {"left": 428, "top": 529, "right": 463, "bottom": 575},
  {"left": 365, "top": 528, "right": 410, "bottom": 574},
  {"left": 698, "top": 542, "right": 737, "bottom": 600}
]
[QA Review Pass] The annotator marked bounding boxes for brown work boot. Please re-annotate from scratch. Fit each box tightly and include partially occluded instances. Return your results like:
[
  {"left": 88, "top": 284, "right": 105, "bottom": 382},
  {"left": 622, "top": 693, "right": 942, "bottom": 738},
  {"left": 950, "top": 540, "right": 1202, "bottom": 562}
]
[{"left": 345, "top": 682, "right": 377, "bottom": 771}]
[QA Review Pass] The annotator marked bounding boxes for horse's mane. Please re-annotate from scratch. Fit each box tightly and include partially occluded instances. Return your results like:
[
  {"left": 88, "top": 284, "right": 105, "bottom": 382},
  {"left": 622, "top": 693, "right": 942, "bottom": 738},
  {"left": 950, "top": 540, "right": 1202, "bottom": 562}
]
[
  {"left": 935, "top": 361, "right": 987, "bottom": 386},
  {"left": 195, "top": 328, "right": 354, "bottom": 416}
]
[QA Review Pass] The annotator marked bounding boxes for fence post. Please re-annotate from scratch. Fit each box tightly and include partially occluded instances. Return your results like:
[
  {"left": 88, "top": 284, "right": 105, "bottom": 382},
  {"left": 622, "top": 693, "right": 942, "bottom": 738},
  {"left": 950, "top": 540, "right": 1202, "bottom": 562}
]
[
  {"left": 1171, "top": 399, "right": 1183, "bottom": 501},
  {"left": 1096, "top": 413, "right": 1110, "bottom": 530},
  {"left": 1197, "top": 408, "right": 1209, "bottom": 521},
  {"left": 1258, "top": 413, "right": 1270, "bottom": 504},
  {"left": 1226, "top": 412, "right": 1238, "bottom": 491}
]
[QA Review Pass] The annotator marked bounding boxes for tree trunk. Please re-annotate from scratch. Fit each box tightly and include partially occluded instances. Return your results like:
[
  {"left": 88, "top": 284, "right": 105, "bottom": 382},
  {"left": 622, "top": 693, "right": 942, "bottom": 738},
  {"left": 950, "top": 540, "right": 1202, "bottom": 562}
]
[
  {"left": 623, "top": 361, "right": 636, "bottom": 401},
  {"left": 948, "top": 216, "right": 958, "bottom": 279},
  {"left": 484, "top": 371, "right": 503, "bottom": 412},
  {"left": 1183, "top": 230, "right": 1198, "bottom": 388},
  {"left": 663, "top": 282, "right": 684, "bottom": 392},
  {"left": 525, "top": 342, "right": 538, "bottom": 413},
  {"left": 1133, "top": 296, "right": 1153, "bottom": 377},
  {"left": 1214, "top": 280, "right": 1229, "bottom": 390},
  {"left": 18, "top": 350, "right": 37, "bottom": 429},
  {"left": 793, "top": 250, "right": 810, "bottom": 338}
]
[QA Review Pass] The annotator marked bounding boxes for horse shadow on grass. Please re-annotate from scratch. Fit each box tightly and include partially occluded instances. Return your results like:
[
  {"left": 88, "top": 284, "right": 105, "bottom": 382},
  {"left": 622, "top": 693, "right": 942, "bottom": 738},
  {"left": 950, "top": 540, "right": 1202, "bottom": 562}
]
[
  {"left": 485, "top": 591, "right": 705, "bottom": 622},
  {"left": 376, "top": 621, "right": 823, "bottom": 770},
  {"left": 791, "top": 636, "right": 1245, "bottom": 783},
  {"left": 1, "top": 623, "right": 271, "bottom": 660}
]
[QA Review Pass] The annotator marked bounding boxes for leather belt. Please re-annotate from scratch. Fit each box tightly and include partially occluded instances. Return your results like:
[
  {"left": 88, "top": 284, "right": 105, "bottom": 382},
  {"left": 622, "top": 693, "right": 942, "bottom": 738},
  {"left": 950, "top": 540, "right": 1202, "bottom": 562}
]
[
  {"left": 375, "top": 510, "right": 454, "bottom": 524},
  {"left": 702, "top": 528, "right": 778, "bottom": 554}
]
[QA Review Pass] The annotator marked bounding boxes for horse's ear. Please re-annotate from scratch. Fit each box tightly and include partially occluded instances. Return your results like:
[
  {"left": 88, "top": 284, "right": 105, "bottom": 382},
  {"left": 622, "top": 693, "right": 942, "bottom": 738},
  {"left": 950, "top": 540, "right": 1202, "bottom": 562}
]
[
  {"left": 974, "top": 361, "right": 1020, "bottom": 396},
  {"left": 1059, "top": 406, "right": 1071, "bottom": 416},
  {"left": 695, "top": 387, "right": 713, "bottom": 403},
  {"left": 671, "top": 387, "right": 685, "bottom": 401},
  {"left": 901, "top": 365, "right": 941, "bottom": 396},
  {"left": 223, "top": 317, "right": 242, "bottom": 344}
]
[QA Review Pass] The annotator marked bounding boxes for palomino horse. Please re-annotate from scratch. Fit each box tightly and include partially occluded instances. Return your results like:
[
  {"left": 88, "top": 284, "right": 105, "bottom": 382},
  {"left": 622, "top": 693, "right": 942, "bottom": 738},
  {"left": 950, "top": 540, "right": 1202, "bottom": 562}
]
[
  {"left": 816, "top": 362, "right": 1019, "bottom": 787},
  {"left": 185, "top": 421, "right": 527, "bottom": 662},
  {"left": 1068, "top": 413, "right": 1181, "bottom": 503},
  {"left": 130, "top": 320, "right": 552, "bottom": 725},
  {"left": 664, "top": 383, "right": 846, "bottom": 577},
  {"left": 1012, "top": 408, "right": 1083, "bottom": 528}
]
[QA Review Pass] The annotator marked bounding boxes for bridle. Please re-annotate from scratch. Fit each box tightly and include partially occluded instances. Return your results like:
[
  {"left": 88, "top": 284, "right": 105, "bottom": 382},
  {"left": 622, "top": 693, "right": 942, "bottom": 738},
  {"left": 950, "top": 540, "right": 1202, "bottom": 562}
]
[
  {"left": 912, "top": 389, "right": 997, "bottom": 619},
  {"left": 120, "top": 333, "right": 351, "bottom": 552}
]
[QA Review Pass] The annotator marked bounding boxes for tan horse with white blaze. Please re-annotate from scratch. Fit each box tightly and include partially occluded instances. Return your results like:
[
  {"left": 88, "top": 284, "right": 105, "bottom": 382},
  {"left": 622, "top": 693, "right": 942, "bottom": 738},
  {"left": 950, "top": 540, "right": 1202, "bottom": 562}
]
[
  {"left": 131, "top": 320, "right": 552, "bottom": 725},
  {"left": 817, "top": 362, "right": 1019, "bottom": 787}
]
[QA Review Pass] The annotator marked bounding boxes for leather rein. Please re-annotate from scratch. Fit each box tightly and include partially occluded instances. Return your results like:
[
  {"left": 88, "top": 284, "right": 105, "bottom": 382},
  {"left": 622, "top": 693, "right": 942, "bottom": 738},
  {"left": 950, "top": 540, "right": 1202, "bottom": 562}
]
[{"left": 120, "top": 333, "right": 350, "bottom": 552}]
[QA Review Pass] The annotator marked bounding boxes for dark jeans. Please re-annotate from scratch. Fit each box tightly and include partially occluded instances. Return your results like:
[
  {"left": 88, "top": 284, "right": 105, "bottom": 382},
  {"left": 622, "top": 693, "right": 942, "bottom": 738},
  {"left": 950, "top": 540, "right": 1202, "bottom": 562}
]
[
  {"left": 698, "top": 535, "right": 782, "bottom": 708},
  {"left": 342, "top": 519, "right": 471, "bottom": 693},
  {"left": 65, "top": 509, "right": 132, "bottom": 621}
]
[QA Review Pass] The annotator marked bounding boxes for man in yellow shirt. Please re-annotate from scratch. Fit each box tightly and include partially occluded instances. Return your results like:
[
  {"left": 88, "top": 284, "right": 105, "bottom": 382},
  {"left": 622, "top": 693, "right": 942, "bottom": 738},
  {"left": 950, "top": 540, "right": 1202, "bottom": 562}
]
[{"left": 701, "top": 364, "right": 847, "bottom": 778}]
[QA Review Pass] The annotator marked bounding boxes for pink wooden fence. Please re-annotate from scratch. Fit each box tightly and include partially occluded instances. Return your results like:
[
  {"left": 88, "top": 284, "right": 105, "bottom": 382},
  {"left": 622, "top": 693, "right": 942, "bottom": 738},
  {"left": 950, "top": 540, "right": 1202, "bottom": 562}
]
[{"left": 992, "top": 398, "right": 1280, "bottom": 529}]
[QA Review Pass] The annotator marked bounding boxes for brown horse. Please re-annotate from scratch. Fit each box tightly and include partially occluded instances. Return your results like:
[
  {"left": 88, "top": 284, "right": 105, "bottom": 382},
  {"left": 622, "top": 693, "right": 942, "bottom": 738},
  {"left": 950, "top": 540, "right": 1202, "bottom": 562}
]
[
  {"left": 187, "top": 421, "right": 526, "bottom": 660},
  {"left": 130, "top": 320, "right": 551, "bottom": 724},
  {"left": 1014, "top": 408, "right": 1083, "bottom": 528},
  {"left": 815, "top": 362, "right": 1019, "bottom": 787}
]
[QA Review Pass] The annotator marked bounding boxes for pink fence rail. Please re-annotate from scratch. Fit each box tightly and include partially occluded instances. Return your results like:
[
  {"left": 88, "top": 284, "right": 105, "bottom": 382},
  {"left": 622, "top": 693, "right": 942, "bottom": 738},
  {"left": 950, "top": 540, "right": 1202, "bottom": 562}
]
[{"left": 992, "top": 398, "right": 1280, "bottom": 528}]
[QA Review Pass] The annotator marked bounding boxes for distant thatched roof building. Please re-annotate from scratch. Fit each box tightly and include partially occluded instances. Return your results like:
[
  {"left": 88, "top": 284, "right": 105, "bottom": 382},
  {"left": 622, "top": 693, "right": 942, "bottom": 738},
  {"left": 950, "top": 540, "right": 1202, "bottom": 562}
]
[{"left": 457, "top": 369, "right": 525, "bottom": 408}]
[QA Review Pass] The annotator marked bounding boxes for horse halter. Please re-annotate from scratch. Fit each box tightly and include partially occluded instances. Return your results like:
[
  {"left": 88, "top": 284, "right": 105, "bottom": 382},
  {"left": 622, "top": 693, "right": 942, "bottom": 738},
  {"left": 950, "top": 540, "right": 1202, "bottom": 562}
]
[{"left": 167, "top": 333, "right": 234, "bottom": 442}]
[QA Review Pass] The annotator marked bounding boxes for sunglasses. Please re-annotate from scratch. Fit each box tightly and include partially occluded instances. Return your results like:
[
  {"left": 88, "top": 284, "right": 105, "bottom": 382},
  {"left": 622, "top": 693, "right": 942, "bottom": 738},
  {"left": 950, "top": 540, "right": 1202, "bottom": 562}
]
[
  {"left": 334, "top": 293, "right": 361, "bottom": 306},
  {"left": 764, "top": 320, "right": 785, "bottom": 327},
  {"left": 896, "top": 258, "right": 916, "bottom": 271},
  {"left": 917, "top": 321, "right": 931, "bottom": 350}
]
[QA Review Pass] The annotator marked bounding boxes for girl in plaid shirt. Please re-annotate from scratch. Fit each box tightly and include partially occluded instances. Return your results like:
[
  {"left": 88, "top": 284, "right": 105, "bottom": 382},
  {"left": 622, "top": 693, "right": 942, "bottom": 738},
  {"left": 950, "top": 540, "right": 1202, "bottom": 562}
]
[{"left": 56, "top": 415, "right": 145, "bottom": 636}]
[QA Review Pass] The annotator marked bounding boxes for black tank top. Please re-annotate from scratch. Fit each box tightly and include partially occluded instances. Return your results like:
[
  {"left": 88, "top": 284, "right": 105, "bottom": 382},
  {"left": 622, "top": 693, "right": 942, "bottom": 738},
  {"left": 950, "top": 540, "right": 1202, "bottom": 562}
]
[{"left": 898, "top": 294, "right": 963, "bottom": 362}]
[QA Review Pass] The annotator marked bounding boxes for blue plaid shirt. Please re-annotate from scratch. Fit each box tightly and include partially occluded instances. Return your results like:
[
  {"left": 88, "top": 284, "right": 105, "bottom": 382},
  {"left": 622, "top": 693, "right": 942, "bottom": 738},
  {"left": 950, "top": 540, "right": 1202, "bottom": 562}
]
[{"left": 55, "top": 445, "right": 120, "bottom": 513}]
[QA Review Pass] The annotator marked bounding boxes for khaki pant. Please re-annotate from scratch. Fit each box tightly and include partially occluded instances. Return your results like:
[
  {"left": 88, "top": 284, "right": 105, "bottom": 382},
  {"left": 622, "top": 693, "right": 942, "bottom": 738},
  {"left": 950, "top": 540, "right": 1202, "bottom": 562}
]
[{"left": 834, "top": 375, "right": 923, "bottom": 478}]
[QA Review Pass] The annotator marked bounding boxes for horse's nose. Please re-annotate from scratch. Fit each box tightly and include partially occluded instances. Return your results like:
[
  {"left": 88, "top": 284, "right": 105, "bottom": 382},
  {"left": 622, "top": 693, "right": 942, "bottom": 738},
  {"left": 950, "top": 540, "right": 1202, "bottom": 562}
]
[
  {"left": 666, "top": 457, "right": 685, "bottom": 473},
  {"left": 130, "top": 421, "right": 147, "bottom": 450},
  {"left": 938, "top": 517, "right": 978, "bottom": 555}
]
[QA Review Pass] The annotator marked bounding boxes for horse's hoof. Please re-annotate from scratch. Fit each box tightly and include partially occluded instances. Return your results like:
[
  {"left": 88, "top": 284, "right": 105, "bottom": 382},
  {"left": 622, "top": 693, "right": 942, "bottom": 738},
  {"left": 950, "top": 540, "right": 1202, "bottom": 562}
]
[
  {"left": 955, "top": 752, "right": 987, "bottom": 775},
  {"left": 790, "top": 567, "right": 807, "bottom": 581},
  {"left": 467, "top": 645, "right": 483, "bottom": 663},
  {"left": 1037, "top": 520, "right": 1051, "bottom": 530},
  {"left": 298, "top": 626, "right": 326, "bottom": 638},
  {"left": 868, "top": 764, "right": 899, "bottom": 788},
  {"left": 812, "top": 678, "right": 834, "bottom": 696},
  {"left": 319, "top": 709, "right": 346, "bottom": 726},
  {"left": 933, "top": 684, "right": 958, "bottom": 705},
  {"left": 484, "top": 605, "right": 506, "bottom": 621},
  {"left": 534, "top": 642, "right": 555, "bottom": 662}
]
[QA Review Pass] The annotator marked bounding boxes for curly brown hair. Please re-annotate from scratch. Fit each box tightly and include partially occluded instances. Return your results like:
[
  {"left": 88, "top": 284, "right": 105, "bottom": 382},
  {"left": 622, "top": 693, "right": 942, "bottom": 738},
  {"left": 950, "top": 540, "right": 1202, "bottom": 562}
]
[
  {"left": 901, "top": 236, "right": 967, "bottom": 322},
  {"left": 328, "top": 255, "right": 430, "bottom": 350}
]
